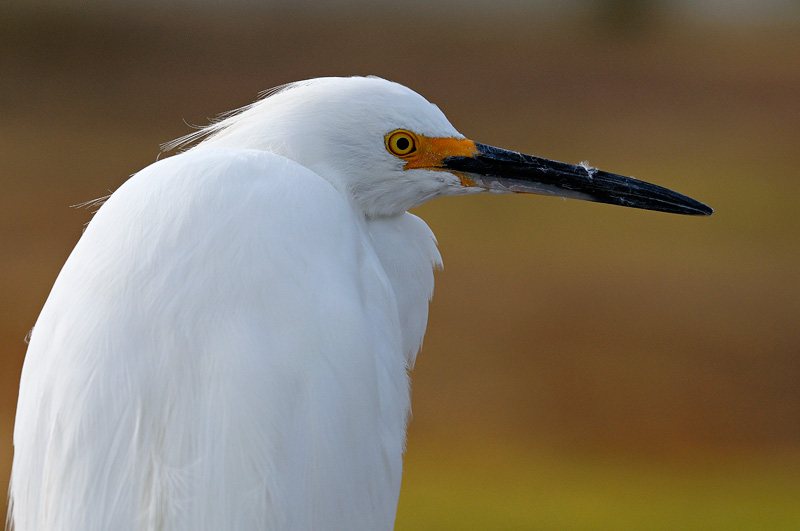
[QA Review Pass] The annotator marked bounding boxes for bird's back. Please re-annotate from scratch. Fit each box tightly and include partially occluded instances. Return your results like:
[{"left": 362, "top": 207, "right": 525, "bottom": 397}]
[{"left": 10, "top": 147, "right": 437, "bottom": 530}]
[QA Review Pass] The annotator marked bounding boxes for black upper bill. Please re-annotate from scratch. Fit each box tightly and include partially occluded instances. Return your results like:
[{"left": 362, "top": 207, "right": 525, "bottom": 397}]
[{"left": 443, "top": 143, "right": 713, "bottom": 216}]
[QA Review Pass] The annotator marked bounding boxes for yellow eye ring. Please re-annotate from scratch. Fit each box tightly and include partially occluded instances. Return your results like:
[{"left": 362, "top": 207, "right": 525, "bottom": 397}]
[{"left": 385, "top": 130, "right": 418, "bottom": 158}]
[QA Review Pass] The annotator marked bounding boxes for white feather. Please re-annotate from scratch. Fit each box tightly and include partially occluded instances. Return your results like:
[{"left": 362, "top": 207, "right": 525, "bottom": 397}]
[{"left": 11, "top": 77, "right": 452, "bottom": 530}]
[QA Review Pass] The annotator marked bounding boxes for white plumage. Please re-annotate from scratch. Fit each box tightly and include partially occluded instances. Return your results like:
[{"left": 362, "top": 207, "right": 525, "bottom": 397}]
[{"left": 10, "top": 76, "right": 711, "bottom": 531}]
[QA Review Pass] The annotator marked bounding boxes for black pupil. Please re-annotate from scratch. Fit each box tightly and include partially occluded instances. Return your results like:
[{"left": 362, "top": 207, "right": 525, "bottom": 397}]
[{"left": 396, "top": 136, "right": 410, "bottom": 151}]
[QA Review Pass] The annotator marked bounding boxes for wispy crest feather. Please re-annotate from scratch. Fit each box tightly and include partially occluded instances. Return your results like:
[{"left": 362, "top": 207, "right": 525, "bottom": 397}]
[{"left": 160, "top": 81, "right": 304, "bottom": 153}]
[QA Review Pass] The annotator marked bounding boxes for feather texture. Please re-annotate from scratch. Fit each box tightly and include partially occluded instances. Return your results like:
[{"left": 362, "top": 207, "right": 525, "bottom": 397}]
[{"left": 11, "top": 146, "right": 439, "bottom": 530}]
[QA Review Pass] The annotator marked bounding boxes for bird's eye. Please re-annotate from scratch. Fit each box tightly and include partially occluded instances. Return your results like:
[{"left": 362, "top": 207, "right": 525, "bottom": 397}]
[{"left": 386, "top": 130, "right": 418, "bottom": 158}]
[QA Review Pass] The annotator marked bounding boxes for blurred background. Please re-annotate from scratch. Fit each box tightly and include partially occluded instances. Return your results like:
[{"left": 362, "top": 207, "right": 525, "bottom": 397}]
[{"left": 2, "top": 0, "right": 799, "bottom": 528}]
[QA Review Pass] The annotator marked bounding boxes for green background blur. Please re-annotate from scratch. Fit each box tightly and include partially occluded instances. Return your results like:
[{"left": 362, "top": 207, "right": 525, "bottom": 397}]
[{"left": 2, "top": 1, "right": 799, "bottom": 528}]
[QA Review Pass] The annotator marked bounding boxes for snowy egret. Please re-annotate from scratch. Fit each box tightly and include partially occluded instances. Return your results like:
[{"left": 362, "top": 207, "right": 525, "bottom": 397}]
[{"left": 10, "top": 76, "right": 712, "bottom": 530}]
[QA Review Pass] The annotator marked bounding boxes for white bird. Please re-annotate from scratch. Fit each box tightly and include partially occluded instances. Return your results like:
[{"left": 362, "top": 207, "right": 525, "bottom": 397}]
[{"left": 10, "top": 76, "right": 711, "bottom": 531}]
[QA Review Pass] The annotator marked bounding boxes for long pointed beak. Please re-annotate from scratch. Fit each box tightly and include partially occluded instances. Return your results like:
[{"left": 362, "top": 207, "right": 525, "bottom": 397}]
[{"left": 443, "top": 142, "right": 713, "bottom": 216}]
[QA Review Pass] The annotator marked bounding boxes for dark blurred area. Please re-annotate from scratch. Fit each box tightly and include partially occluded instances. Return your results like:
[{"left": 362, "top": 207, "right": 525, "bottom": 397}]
[{"left": 2, "top": 1, "right": 799, "bottom": 527}]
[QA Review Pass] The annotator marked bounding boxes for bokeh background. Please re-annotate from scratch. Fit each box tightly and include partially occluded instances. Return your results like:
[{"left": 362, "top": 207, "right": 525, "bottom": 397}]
[{"left": 2, "top": 0, "right": 799, "bottom": 528}]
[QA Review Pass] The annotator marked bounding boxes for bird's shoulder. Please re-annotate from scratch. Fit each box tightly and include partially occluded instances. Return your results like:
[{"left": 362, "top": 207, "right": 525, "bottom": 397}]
[
  {"left": 124, "top": 147, "right": 352, "bottom": 227},
  {"left": 86, "top": 147, "right": 363, "bottom": 272},
  {"left": 31, "top": 147, "right": 383, "bottom": 354}
]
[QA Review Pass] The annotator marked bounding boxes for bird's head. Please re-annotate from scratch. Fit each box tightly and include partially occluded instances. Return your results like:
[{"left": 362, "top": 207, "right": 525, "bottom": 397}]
[{"left": 175, "top": 76, "right": 712, "bottom": 219}]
